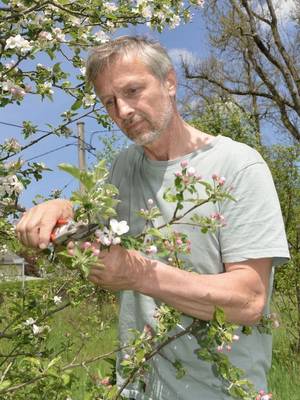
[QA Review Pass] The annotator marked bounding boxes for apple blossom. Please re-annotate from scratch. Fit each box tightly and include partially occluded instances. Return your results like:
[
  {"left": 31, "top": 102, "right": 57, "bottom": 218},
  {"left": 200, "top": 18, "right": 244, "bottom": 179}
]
[
  {"left": 24, "top": 317, "right": 36, "bottom": 326},
  {"left": 53, "top": 296, "right": 62, "bottom": 305},
  {"left": 93, "top": 31, "right": 110, "bottom": 43},
  {"left": 180, "top": 160, "right": 188, "bottom": 168},
  {"left": 38, "top": 31, "right": 53, "bottom": 41},
  {"left": 187, "top": 166, "right": 196, "bottom": 176},
  {"left": 110, "top": 219, "right": 129, "bottom": 236},
  {"left": 5, "top": 34, "right": 33, "bottom": 54},
  {"left": 146, "top": 245, "right": 157, "bottom": 254}
]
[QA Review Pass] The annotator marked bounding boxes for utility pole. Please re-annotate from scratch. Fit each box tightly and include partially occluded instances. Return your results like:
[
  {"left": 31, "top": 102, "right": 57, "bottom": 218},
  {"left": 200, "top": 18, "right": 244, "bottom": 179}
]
[{"left": 77, "top": 121, "right": 86, "bottom": 193}]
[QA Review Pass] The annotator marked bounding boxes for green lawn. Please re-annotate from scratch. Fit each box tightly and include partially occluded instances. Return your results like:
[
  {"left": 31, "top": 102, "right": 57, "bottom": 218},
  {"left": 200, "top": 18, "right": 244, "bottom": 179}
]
[{"left": 1, "top": 280, "right": 299, "bottom": 399}]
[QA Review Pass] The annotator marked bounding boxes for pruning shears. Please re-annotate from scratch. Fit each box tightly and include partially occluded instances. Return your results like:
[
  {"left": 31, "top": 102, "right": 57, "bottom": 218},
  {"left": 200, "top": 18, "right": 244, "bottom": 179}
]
[{"left": 50, "top": 218, "right": 99, "bottom": 246}]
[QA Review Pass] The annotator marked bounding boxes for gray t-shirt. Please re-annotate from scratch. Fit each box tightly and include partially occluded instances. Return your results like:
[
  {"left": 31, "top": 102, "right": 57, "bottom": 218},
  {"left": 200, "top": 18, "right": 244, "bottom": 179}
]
[{"left": 109, "top": 135, "right": 290, "bottom": 400}]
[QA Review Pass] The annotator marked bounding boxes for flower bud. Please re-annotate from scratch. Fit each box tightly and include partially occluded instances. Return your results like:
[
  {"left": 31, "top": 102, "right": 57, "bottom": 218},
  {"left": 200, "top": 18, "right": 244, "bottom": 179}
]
[
  {"left": 187, "top": 167, "right": 196, "bottom": 176},
  {"left": 180, "top": 160, "right": 188, "bottom": 168}
]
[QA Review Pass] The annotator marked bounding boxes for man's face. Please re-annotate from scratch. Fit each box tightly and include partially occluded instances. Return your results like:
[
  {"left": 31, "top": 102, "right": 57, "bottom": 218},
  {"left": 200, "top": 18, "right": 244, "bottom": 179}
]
[{"left": 93, "top": 54, "right": 176, "bottom": 146}]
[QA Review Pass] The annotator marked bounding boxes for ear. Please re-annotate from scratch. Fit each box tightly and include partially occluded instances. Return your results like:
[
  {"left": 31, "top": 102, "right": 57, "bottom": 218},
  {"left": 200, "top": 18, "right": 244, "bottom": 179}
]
[{"left": 165, "top": 69, "right": 177, "bottom": 97}]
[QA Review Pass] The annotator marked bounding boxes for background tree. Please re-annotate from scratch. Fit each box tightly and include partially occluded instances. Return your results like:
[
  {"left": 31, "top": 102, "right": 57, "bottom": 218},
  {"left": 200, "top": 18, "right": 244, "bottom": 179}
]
[
  {"left": 182, "top": 0, "right": 300, "bottom": 143},
  {"left": 188, "top": 98, "right": 300, "bottom": 359}
]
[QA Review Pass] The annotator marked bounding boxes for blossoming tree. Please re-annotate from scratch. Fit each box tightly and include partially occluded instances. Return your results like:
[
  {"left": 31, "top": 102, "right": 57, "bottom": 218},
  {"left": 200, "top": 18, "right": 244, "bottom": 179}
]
[{"left": 0, "top": 1, "right": 274, "bottom": 399}]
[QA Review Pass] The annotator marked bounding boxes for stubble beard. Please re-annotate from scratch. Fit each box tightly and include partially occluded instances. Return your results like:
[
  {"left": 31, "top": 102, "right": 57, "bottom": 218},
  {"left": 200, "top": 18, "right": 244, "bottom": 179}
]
[{"left": 125, "top": 101, "right": 173, "bottom": 146}]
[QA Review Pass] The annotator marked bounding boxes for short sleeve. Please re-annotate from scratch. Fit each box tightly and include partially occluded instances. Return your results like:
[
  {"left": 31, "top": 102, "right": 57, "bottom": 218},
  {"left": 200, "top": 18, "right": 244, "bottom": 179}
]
[{"left": 219, "top": 161, "right": 290, "bottom": 266}]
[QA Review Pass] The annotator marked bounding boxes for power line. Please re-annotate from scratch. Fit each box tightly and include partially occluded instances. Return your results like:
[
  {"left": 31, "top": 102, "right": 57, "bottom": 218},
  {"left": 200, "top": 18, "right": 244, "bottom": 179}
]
[
  {"left": 0, "top": 120, "right": 49, "bottom": 134},
  {"left": 25, "top": 143, "right": 77, "bottom": 162}
]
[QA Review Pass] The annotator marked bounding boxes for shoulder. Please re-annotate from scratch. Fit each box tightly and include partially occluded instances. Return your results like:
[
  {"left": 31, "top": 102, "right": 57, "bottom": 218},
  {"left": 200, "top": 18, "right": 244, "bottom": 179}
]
[{"left": 210, "top": 136, "right": 266, "bottom": 181}]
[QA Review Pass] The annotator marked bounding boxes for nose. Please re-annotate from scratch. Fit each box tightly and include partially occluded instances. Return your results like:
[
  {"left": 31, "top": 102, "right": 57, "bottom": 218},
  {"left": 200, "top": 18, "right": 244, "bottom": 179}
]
[{"left": 115, "top": 97, "right": 134, "bottom": 120}]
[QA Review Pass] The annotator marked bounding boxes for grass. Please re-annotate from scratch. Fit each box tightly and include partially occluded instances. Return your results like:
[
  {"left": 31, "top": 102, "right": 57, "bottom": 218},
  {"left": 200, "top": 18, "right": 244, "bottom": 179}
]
[
  {"left": 1, "top": 280, "right": 299, "bottom": 399},
  {"left": 268, "top": 296, "right": 300, "bottom": 400},
  {"left": 48, "top": 300, "right": 119, "bottom": 398}
]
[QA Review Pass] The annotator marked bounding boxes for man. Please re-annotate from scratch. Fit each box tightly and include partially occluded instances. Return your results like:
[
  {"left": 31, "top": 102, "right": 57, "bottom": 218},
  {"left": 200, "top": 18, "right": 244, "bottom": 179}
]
[{"left": 17, "top": 36, "right": 289, "bottom": 399}]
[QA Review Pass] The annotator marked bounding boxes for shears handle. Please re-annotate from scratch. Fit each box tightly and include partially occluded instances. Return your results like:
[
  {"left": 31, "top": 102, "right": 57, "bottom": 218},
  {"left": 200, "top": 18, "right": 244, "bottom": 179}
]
[{"left": 50, "top": 218, "right": 69, "bottom": 243}]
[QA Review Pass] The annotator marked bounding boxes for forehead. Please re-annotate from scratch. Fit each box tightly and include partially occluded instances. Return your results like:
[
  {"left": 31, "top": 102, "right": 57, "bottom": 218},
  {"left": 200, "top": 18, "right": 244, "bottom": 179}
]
[{"left": 94, "top": 54, "right": 159, "bottom": 97}]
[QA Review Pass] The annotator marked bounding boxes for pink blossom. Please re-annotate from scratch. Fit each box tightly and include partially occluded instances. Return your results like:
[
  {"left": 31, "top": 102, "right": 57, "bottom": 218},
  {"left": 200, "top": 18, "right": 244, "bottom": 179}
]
[
  {"left": 146, "top": 245, "right": 157, "bottom": 255},
  {"left": 143, "top": 324, "right": 154, "bottom": 337},
  {"left": 176, "top": 239, "right": 183, "bottom": 246},
  {"left": 226, "top": 345, "right": 232, "bottom": 352},
  {"left": 175, "top": 171, "right": 182, "bottom": 177},
  {"left": 219, "top": 176, "right": 226, "bottom": 185},
  {"left": 180, "top": 160, "right": 188, "bottom": 168},
  {"left": 82, "top": 241, "right": 92, "bottom": 250},
  {"left": 10, "top": 86, "right": 25, "bottom": 99},
  {"left": 147, "top": 198, "right": 154, "bottom": 206},
  {"left": 211, "top": 213, "right": 225, "bottom": 223},
  {"left": 217, "top": 345, "right": 223, "bottom": 352},
  {"left": 232, "top": 334, "right": 240, "bottom": 341},
  {"left": 100, "top": 377, "right": 110, "bottom": 386},
  {"left": 187, "top": 166, "right": 196, "bottom": 176}
]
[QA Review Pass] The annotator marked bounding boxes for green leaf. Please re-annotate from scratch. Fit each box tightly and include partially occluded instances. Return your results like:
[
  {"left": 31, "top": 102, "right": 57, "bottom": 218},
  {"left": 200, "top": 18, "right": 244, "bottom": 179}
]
[
  {"left": 147, "top": 228, "right": 164, "bottom": 239},
  {"left": 0, "top": 380, "right": 11, "bottom": 390},
  {"left": 71, "top": 99, "right": 82, "bottom": 111},
  {"left": 61, "top": 373, "right": 70, "bottom": 385},
  {"left": 214, "top": 307, "right": 226, "bottom": 325}
]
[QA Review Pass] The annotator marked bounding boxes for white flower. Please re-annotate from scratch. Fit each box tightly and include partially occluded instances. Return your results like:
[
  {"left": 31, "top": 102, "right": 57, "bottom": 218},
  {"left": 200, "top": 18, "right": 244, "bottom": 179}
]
[
  {"left": 112, "top": 237, "right": 121, "bottom": 245},
  {"left": 187, "top": 166, "right": 196, "bottom": 176},
  {"left": 1, "top": 80, "right": 13, "bottom": 91},
  {"left": 96, "top": 227, "right": 113, "bottom": 246},
  {"left": 142, "top": 5, "right": 152, "bottom": 18},
  {"left": 52, "top": 28, "right": 65, "bottom": 42},
  {"left": 53, "top": 296, "right": 62, "bottom": 305},
  {"left": 0, "top": 175, "right": 24, "bottom": 197},
  {"left": 104, "top": 2, "right": 118, "bottom": 11},
  {"left": 170, "top": 15, "right": 181, "bottom": 29},
  {"left": 40, "top": 82, "right": 54, "bottom": 95},
  {"left": 146, "top": 245, "right": 157, "bottom": 255},
  {"left": 32, "top": 324, "right": 43, "bottom": 335},
  {"left": 93, "top": 30, "right": 110, "bottom": 43},
  {"left": 82, "top": 94, "right": 96, "bottom": 107},
  {"left": 4, "top": 138, "right": 21, "bottom": 152},
  {"left": 32, "top": 324, "right": 49, "bottom": 335},
  {"left": 109, "top": 219, "right": 129, "bottom": 236},
  {"left": 5, "top": 34, "right": 32, "bottom": 54},
  {"left": 80, "top": 66, "right": 86, "bottom": 75},
  {"left": 38, "top": 31, "right": 53, "bottom": 41},
  {"left": 24, "top": 317, "right": 36, "bottom": 326}
]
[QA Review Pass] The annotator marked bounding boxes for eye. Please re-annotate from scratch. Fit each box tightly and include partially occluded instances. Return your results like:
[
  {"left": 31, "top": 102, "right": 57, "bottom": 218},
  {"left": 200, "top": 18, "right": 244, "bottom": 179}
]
[
  {"left": 105, "top": 98, "right": 114, "bottom": 108},
  {"left": 126, "top": 87, "right": 140, "bottom": 96}
]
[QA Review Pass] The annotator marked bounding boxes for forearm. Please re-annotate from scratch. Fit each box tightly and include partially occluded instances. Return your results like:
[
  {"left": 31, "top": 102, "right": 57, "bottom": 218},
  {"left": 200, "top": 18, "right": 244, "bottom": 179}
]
[{"left": 132, "top": 254, "right": 270, "bottom": 325}]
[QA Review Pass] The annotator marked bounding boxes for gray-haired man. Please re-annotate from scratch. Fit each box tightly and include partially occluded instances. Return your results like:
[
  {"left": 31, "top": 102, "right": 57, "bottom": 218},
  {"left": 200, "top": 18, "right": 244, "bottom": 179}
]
[{"left": 17, "top": 36, "right": 289, "bottom": 399}]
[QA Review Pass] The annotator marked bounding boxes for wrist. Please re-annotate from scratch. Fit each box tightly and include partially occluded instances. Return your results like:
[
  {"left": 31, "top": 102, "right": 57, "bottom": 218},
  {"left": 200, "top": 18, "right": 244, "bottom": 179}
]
[{"left": 128, "top": 250, "right": 151, "bottom": 292}]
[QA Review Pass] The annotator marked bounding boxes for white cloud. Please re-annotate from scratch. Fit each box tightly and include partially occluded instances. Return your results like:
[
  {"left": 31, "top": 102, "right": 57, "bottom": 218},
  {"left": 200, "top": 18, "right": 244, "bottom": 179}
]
[{"left": 168, "top": 48, "right": 199, "bottom": 68}]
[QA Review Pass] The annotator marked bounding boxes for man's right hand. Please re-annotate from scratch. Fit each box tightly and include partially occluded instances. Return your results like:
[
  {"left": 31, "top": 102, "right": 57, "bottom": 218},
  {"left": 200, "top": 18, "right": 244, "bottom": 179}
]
[{"left": 16, "top": 199, "right": 73, "bottom": 249}]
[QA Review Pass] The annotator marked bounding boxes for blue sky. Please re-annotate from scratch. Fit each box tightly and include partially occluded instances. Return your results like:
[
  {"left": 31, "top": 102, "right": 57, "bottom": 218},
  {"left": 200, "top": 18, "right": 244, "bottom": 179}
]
[
  {"left": 0, "top": 13, "right": 210, "bottom": 208},
  {"left": 0, "top": 1, "right": 295, "bottom": 208}
]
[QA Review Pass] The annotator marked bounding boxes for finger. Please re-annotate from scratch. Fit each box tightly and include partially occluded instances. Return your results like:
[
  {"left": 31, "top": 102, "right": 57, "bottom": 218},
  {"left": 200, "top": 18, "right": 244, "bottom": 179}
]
[{"left": 67, "top": 241, "right": 76, "bottom": 255}]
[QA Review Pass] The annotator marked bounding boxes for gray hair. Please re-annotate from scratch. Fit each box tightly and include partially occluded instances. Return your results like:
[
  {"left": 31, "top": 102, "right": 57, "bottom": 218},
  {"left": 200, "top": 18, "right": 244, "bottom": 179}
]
[{"left": 86, "top": 36, "right": 174, "bottom": 85}]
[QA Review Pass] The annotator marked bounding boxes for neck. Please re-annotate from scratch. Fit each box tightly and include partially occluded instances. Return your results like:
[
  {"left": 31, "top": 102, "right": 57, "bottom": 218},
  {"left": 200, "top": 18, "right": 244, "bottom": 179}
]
[{"left": 143, "top": 113, "right": 214, "bottom": 161}]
